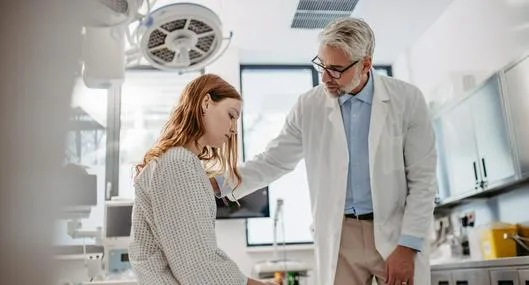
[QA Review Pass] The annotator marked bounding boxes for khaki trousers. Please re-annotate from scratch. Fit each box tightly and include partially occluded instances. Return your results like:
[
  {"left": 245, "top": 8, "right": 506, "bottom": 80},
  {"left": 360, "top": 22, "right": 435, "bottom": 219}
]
[{"left": 334, "top": 217, "right": 387, "bottom": 285}]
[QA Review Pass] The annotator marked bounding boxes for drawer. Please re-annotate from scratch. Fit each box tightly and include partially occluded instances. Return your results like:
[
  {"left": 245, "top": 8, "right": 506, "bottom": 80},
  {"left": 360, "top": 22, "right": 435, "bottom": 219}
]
[
  {"left": 432, "top": 270, "right": 453, "bottom": 285},
  {"left": 490, "top": 270, "right": 520, "bottom": 285},
  {"left": 519, "top": 269, "right": 529, "bottom": 284},
  {"left": 452, "top": 269, "right": 491, "bottom": 285}
]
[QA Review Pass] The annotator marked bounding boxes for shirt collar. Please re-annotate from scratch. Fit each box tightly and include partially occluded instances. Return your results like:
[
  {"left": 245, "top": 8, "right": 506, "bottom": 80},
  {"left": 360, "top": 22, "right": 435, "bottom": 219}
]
[{"left": 338, "top": 69, "right": 374, "bottom": 106}]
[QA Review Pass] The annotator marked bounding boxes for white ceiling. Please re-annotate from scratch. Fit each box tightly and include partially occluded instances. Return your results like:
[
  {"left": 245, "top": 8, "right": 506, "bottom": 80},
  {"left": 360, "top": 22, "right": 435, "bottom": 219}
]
[{"left": 149, "top": 0, "right": 454, "bottom": 65}]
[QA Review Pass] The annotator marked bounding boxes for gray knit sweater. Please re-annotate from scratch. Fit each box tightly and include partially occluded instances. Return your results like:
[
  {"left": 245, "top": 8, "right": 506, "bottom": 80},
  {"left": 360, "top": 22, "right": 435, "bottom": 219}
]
[{"left": 129, "top": 147, "right": 247, "bottom": 285}]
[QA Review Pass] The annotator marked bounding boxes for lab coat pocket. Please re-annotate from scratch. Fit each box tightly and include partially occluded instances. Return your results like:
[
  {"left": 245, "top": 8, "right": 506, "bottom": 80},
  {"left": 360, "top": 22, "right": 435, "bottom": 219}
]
[
  {"left": 380, "top": 135, "right": 405, "bottom": 174},
  {"left": 377, "top": 223, "right": 399, "bottom": 245}
]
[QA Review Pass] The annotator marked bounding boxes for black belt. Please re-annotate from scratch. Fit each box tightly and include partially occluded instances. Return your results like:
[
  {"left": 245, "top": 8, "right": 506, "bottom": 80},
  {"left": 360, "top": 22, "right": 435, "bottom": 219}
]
[{"left": 344, "top": 212, "right": 374, "bottom": 220}]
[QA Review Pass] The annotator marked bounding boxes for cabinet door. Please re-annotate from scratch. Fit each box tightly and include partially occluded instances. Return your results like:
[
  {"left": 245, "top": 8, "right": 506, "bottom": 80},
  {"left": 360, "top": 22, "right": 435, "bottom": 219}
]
[
  {"left": 504, "top": 56, "right": 529, "bottom": 178},
  {"left": 519, "top": 269, "right": 529, "bottom": 284},
  {"left": 490, "top": 269, "right": 520, "bottom": 285},
  {"left": 438, "top": 100, "right": 480, "bottom": 197},
  {"left": 452, "top": 269, "right": 491, "bottom": 285},
  {"left": 469, "top": 75, "right": 516, "bottom": 188},
  {"left": 432, "top": 270, "right": 453, "bottom": 285}
]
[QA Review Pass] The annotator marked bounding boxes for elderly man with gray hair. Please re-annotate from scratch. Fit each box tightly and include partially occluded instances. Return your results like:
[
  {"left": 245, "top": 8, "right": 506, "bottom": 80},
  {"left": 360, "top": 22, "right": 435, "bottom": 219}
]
[{"left": 213, "top": 17, "right": 437, "bottom": 285}]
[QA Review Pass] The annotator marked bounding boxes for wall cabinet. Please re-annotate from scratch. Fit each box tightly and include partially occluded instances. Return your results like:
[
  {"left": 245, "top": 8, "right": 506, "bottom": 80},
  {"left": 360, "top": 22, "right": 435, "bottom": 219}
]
[{"left": 435, "top": 74, "right": 516, "bottom": 200}]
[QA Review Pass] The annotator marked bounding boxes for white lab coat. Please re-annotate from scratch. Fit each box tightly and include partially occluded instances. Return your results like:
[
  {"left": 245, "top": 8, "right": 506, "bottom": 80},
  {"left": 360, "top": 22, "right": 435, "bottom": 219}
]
[{"left": 230, "top": 74, "right": 437, "bottom": 285}]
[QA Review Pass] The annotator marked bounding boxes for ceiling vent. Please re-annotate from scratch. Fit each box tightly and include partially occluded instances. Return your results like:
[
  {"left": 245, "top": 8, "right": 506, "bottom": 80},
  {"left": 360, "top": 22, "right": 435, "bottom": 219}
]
[{"left": 291, "top": 0, "right": 360, "bottom": 29}]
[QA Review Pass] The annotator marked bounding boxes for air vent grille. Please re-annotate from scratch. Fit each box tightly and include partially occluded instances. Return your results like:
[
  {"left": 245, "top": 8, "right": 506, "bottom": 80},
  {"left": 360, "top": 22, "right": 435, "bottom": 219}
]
[
  {"left": 100, "top": 0, "right": 129, "bottom": 14},
  {"left": 291, "top": 0, "right": 360, "bottom": 29}
]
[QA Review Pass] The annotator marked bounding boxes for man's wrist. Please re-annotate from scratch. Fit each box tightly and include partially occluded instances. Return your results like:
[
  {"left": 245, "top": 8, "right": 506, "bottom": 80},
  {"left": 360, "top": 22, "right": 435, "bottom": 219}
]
[
  {"left": 397, "top": 245, "right": 418, "bottom": 254},
  {"left": 398, "top": 234, "right": 423, "bottom": 252},
  {"left": 210, "top": 177, "right": 222, "bottom": 197}
]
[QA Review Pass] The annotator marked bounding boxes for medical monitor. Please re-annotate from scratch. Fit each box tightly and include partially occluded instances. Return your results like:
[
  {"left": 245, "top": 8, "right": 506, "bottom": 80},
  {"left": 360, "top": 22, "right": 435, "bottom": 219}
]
[
  {"left": 104, "top": 200, "right": 133, "bottom": 239},
  {"left": 215, "top": 186, "right": 270, "bottom": 219},
  {"left": 59, "top": 163, "right": 98, "bottom": 219}
]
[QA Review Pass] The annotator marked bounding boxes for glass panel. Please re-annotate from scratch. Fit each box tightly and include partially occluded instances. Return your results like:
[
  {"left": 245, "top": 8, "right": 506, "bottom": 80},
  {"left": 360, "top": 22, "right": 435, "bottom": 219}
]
[
  {"left": 118, "top": 71, "right": 201, "bottom": 199},
  {"left": 242, "top": 68, "right": 314, "bottom": 245},
  {"left": 504, "top": 56, "right": 529, "bottom": 177},
  {"left": 438, "top": 101, "right": 480, "bottom": 197},
  {"left": 469, "top": 75, "right": 515, "bottom": 188},
  {"left": 54, "top": 78, "right": 108, "bottom": 245}
]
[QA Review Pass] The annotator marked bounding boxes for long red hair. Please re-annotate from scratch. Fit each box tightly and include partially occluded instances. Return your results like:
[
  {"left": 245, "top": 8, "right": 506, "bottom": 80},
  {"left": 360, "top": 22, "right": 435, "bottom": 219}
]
[{"left": 135, "top": 73, "right": 242, "bottom": 188}]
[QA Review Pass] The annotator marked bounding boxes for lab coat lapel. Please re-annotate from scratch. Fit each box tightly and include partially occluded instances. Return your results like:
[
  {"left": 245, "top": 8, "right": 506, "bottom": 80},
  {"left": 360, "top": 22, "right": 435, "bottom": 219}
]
[
  {"left": 369, "top": 75, "right": 390, "bottom": 174},
  {"left": 325, "top": 94, "right": 348, "bottom": 151}
]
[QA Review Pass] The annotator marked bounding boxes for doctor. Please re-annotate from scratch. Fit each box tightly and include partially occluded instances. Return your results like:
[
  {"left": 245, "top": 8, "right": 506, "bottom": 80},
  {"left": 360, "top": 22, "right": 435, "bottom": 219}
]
[{"left": 214, "top": 17, "right": 437, "bottom": 285}]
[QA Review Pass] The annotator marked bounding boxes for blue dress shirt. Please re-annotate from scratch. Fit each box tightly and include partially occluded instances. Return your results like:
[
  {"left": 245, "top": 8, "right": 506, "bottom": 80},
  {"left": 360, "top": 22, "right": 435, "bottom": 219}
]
[
  {"left": 339, "top": 71, "right": 422, "bottom": 251},
  {"left": 338, "top": 74, "right": 374, "bottom": 216}
]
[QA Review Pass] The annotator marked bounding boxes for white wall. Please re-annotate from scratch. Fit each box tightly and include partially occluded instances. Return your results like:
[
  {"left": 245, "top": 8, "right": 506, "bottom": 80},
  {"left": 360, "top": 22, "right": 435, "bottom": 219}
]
[{"left": 393, "top": 0, "right": 529, "bottom": 104}]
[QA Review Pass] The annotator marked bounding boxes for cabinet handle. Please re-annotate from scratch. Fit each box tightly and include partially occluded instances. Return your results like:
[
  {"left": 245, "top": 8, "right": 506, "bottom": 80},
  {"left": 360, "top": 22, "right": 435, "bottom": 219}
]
[
  {"left": 481, "top": 158, "right": 488, "bottom": 178},
  {"left": 473, "top": 161, "right": 478, "bottom": 181}
]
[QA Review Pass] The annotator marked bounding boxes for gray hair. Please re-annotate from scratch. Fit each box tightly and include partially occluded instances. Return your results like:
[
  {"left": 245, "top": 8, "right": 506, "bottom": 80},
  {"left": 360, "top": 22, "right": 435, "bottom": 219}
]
[{"left": 318, "top": 17, "right": 375, "bottom": 61}]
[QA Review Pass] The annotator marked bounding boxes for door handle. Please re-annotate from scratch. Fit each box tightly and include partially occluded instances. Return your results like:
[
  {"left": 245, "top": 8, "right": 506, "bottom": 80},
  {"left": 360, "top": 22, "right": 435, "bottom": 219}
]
[
  {"left": 473, "top": 161, "right": 479, "bottom": 188},
  {"left": 481, "top": 158, "right": 488, "bottom": 188},
  {"left": 481, "top": 158, "right": 488, "bottom": 178}
]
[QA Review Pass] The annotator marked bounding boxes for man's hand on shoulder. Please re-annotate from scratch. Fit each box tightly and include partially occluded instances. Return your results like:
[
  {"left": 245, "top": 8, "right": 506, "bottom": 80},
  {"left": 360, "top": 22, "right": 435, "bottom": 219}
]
[{"left": 209, "top": 177, "right": 221, "bottom": 195}]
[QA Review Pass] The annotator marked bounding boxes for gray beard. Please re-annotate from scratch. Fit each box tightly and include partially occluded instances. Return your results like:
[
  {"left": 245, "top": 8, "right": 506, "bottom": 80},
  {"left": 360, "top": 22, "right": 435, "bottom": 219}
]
[
  {"left": 323, "top": 77, "right": 362, "bottom": 98},
  {"left": 323, "top": 86, "right": 345, "bottom": 98}
]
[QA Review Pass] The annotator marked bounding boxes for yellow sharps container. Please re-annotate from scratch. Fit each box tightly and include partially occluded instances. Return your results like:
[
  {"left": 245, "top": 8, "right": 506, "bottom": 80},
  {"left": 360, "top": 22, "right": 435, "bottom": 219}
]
[{"left": 480, "top": 223, "right": 518, "bottom": 260}]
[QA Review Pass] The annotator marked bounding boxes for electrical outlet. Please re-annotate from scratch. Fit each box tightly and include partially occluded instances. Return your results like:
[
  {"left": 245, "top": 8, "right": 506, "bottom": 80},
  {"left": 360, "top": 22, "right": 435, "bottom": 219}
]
[{"left": 86, "top": 255, "right": 103, "bottom": 280}]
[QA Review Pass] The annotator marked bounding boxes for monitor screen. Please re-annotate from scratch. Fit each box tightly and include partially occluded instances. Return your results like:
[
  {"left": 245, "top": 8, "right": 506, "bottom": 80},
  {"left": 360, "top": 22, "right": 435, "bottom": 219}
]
[
  {"left": 216, "top": 186, "right": 270, "bottom": 219},
  {"left": 106, "top": 205, "right": 133, "bottom": 238}
]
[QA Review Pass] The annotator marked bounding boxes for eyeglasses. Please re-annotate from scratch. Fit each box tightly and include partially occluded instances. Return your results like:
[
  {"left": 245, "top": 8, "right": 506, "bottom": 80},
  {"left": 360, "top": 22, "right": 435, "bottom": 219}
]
[{"left": 311, "top": 56, "right": 360, "bottom": 79}]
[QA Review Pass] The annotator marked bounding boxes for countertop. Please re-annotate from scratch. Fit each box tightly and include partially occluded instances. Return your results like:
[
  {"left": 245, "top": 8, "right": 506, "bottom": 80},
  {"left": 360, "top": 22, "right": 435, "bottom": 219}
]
[{"left": 431, "top": 256, "right": 529, "bottom": 270}]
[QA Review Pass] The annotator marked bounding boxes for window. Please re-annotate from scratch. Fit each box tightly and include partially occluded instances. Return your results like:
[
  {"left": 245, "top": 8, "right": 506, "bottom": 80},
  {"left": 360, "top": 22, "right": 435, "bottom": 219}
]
[
  {"left": 54, "top": 78, "right": 108, "bottom": 245},
  {"left": 118, "top": 70, "right": 202, "bottom": 198},
  {"left": 373, "top": 66, "right": 392, "bottom": 77},
  {"left": 241, "top": 66, "right": 318, "bottom": 246}
]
